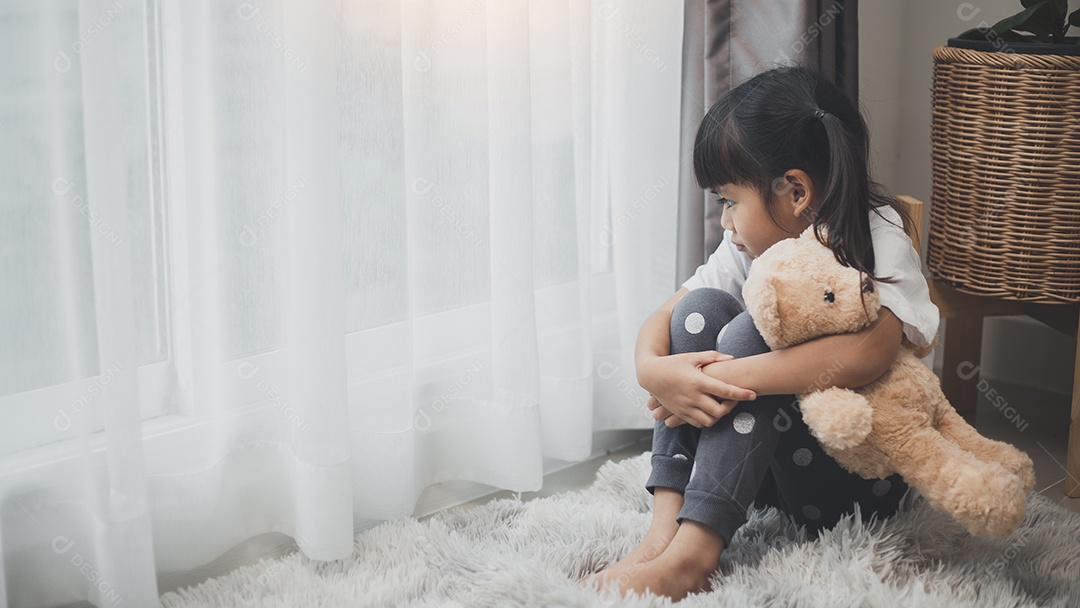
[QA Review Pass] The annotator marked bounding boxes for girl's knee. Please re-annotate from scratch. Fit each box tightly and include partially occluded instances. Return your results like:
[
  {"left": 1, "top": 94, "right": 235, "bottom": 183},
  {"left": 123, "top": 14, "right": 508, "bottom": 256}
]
[
  {"left": 715, "top": 311, "right": 771, "bottom": 358},
  {"left": 673, "top": 288, "right": 742, "bottom": 320},
  {"left": 670, "top": 288, "right": 745, "bottom": 355}
]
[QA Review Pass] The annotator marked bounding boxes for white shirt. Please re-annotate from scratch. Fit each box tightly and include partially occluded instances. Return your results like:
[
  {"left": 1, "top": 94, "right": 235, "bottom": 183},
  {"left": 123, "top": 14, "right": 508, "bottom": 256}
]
[{"left": 681, "top": 206, "right": 940, "bottom": 348}]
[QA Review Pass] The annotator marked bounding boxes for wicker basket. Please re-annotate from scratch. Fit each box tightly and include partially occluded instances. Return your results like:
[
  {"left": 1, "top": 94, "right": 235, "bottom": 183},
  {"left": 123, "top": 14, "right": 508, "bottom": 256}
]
[{"left": 929, "top": 45, "right": 1080, "bottom": 303}]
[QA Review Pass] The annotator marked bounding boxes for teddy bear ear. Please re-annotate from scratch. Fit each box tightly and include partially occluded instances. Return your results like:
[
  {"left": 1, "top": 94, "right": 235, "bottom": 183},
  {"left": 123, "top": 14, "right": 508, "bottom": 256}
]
[
  {"left": 743, "top": 274, "right": 784, "bottom": 350},
  {"left": 799, "top": 225, "right": 818, "bottom": 240}
]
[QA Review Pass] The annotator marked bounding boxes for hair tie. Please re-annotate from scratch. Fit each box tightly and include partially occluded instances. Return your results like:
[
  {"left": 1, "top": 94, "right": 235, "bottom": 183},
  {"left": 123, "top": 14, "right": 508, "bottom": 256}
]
[{"left": 814, "top": 108, "right": 827, "bottom": 119}]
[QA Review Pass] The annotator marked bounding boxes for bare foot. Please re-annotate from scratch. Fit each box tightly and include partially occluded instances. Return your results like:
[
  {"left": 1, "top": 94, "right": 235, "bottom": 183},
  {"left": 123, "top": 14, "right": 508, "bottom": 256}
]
[
  {"left": 612, "top": 520, "right": 725, "bottom": 601},
  {"left": 580, "top": 488, "right": 685, "bottom": 591},
  {"left": 578, "top": 526, "right": 676, "bottom": 590}
]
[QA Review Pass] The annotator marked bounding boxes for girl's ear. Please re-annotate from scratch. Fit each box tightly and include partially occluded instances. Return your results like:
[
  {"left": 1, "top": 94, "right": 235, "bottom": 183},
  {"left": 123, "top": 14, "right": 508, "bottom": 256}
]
[{"left": 783, "top": 169, "right": 815, "bottom": 218}]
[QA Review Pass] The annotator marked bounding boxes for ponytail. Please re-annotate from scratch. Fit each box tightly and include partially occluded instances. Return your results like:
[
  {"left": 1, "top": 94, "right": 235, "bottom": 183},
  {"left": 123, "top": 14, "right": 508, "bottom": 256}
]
[{"left": 812, "top": 110, "right": 876, "bottom": 280}]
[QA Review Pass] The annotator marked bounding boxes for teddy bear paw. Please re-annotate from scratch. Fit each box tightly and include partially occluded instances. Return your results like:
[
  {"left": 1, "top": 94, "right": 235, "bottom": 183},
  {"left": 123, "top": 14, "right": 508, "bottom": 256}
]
[
  {"left": 798, "top": 388, "right": 873, "bottom": 450},
  {"left": 1001, "top": 449, "right": 1036, "bottom": 495},
  {"left": 957, "top": 465, "right": 1028, "bottom": 538}
]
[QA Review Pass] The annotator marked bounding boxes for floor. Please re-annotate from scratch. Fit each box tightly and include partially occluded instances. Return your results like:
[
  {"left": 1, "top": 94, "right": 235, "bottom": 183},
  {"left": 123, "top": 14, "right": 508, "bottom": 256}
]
[
  {"left": 451, "top": 376, "right": 1080, "bottom": 516},
  {"left": 969, "top": 377, "right": 1080, "bottom": 515}
]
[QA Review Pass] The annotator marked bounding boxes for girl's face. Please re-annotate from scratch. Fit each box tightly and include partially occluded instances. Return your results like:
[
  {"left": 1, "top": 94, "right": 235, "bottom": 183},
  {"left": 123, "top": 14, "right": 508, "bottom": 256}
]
[{"left": 714, "top": 182, "right": 810, "bottom": 259}]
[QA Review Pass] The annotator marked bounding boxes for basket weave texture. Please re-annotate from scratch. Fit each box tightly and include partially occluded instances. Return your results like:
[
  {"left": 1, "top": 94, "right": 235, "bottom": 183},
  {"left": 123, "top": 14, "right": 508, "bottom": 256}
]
[{"left": 929, "top": 45, "right": 1080, "bottom": 303}]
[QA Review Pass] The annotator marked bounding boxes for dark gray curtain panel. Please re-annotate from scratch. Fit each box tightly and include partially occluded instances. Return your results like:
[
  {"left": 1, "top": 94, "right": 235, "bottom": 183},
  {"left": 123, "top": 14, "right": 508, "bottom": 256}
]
[{"left": 676, "top": 0, "right": 859, "bottom": 283}]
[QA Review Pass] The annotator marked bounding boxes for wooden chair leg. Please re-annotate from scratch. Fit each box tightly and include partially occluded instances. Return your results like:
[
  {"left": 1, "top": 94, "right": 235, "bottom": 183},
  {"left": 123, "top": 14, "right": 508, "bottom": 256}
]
[
  {"left": 941, "top": 316, "right": 984, "bottom": 422},
  {"left": 1066, "top": 320, "right": 1080, "bottom": 498}
]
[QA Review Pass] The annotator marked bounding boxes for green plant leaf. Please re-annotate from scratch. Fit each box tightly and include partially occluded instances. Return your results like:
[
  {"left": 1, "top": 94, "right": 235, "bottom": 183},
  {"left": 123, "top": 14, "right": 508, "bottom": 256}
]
[
  {"left": 963, "top": 0, "right": 1076, "bottom": 43},
  {"left": 982, "top": 1, "right": 1047, "bottom": 34},
  {"left": 1053, "top": 0, "right": 1069, "bottom": 23},
  {"left": 1008, "top": 0, "right": 1064, "bottom": 40},
  {"left": 1021, "top": 0, "right": 1067, "bottom": 17},
  {"left": 1031, "top": 0, "right": 1068, "bottom": 41},
  {"left": 957, "top": 0, "right": 1077, "bottom": 43}
]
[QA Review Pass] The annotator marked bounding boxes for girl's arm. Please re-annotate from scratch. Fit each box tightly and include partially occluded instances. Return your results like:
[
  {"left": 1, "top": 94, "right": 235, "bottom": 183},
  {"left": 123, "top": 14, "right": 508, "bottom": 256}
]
[
  {"left": 699, "top": 307, "right": 904, "bottom": 396},
  {"left": 635, "top": 287, "right": 757, "bottom": 428}
]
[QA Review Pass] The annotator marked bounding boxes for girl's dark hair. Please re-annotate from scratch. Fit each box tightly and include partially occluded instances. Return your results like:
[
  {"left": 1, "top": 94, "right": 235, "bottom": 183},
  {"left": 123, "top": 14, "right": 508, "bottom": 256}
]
[{"left": 692, "top": 65, "right": 911, "bottom": 282}]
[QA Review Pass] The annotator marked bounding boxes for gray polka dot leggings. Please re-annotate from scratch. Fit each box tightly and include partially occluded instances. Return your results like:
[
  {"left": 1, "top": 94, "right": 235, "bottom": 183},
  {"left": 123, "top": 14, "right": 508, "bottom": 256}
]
[{"left": 645, "top": 287, "right": 909, "bottom": 547}]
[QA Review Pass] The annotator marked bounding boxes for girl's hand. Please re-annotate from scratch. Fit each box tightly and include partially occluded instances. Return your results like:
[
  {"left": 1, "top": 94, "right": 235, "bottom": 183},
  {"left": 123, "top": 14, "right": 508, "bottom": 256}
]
[
  {"left": 637, "top": 352, "right": 756, "bottom": 428},
  {"left": 646, "top": 397, "right": 689, "bottom": 428}
]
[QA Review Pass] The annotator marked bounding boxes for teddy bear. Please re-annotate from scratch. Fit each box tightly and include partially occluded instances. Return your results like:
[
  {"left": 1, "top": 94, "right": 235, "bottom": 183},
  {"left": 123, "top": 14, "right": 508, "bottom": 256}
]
[{"left": 741, "top": 225, "right": 1035, "bottom": 538}]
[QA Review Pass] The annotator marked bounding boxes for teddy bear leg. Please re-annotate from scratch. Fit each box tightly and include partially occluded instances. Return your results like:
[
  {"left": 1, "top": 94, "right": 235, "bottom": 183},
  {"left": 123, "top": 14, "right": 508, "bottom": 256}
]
[
  {"left": 934, "top": 395, "right": 1036, "bottom": 495},
  {"left": 880, "top": 427, "right": 1027, "bottom": 537}
]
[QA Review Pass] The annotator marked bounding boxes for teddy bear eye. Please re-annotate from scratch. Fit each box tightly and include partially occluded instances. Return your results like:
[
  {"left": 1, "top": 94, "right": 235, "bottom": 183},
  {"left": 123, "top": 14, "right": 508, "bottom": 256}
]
[{"left": 823, "top": 290, "right": 835, "bottom": 303}]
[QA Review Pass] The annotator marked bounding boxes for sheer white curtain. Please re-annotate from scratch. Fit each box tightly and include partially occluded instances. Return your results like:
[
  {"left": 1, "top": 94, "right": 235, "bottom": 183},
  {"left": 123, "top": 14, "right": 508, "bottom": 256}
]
[{"left": 0, "top": 0, "right": 682, "bottom": 605}]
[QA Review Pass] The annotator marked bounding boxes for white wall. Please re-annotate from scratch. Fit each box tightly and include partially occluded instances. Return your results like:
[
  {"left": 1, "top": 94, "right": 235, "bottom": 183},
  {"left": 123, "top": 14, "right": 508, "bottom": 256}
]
[{"left": 859, "top": 0, "right": 1078, "bottom": 394}]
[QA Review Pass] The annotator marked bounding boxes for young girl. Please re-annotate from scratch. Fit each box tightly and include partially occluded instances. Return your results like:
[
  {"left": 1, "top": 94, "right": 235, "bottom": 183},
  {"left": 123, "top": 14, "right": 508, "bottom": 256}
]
[{"left": 582, "top": 66, "right": 939, "bottom": 600}]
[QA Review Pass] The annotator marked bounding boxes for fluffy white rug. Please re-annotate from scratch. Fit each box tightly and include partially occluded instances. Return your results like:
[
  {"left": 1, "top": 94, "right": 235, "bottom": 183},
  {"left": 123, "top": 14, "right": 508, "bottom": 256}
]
[{"left": 161, "top": 452, "right": 1080, "bottom": 607}]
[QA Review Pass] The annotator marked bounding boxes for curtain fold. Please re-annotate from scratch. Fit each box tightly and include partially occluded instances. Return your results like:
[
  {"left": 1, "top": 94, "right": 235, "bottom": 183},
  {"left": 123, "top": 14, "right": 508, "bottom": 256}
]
[
  {"left": 0, "top": 1, "right": 684, "bottom": 605},
  {"left": 279, "top": 0, "right": 355, "bottom": 561},
  {"left": 589, "top": 0, "right": 684, "bottom": 434}
]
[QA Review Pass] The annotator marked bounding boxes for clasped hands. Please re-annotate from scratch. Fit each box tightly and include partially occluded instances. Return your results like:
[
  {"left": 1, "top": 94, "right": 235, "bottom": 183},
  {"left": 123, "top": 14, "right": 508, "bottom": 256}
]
[{"left": 637, "top": 351, "right": 757, "bottom": 429}]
